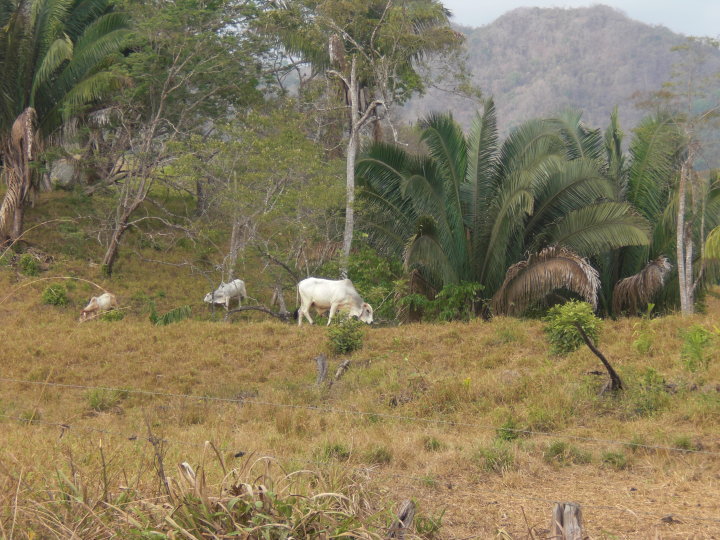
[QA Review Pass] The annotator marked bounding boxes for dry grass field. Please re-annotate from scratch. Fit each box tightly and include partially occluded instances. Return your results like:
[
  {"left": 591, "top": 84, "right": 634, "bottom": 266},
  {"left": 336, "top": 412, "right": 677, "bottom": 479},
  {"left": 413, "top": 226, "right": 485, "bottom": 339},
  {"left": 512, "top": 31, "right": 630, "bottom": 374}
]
[{"left": 1, "top": 196, "right": 719, "bottom": 538}]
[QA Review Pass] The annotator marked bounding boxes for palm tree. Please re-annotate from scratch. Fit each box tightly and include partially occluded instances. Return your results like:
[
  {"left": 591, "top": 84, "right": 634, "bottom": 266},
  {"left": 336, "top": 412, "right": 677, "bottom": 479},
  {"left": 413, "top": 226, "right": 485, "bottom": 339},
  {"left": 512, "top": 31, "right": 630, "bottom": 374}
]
[
  {"left": 357, "top": 100, "right": 649, "bottom": 315},
  {"left": 600, "top": 113, "right": 720, "bottom": 314},
  {"left": 0, "top": 0, "right": 130, "bottom": 242}
]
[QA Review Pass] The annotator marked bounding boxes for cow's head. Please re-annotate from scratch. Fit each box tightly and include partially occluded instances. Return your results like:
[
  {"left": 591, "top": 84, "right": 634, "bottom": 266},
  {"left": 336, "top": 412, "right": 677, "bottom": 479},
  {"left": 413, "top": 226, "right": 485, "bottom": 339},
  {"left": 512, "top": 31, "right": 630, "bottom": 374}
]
[
  {"left": 358, "top": 302, "right": 374, "bottom": 324},
  {"left": 203, "top": 292, "right": 213, "bottom": 304}
]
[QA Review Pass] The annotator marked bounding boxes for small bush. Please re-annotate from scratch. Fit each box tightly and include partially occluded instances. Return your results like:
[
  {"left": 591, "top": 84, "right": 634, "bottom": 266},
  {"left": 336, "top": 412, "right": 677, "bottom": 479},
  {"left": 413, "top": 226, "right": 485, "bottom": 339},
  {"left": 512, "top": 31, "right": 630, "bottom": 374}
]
[
  {"left": 149, "top": 302, "right": 192, "bottom": 326},
  {"left": 100, "top": 310, "right": 125, "bottom": 322},
  {"left": 496, "top": 417, "right": 522, "bottom": 442},
  {"left": 543, "top": 441, "right": 591, "bottom": 465},
  {"left": 681, "top": 325, "right": 712, "bottom": 372},
  {"left": 327, "top": 316, "right": 365, "bottom": 355},
  {"left": 475, "top": 442, "right": 514, "bottom": 473},
  {"left": 41, "top": 284, "right": 68, "bottom": 306},
  {"left": 543, "top": 300, "right": 601, "bottom": 355},
  {"left": 18, "top": 254, "right": 39, "bottom": 276}
]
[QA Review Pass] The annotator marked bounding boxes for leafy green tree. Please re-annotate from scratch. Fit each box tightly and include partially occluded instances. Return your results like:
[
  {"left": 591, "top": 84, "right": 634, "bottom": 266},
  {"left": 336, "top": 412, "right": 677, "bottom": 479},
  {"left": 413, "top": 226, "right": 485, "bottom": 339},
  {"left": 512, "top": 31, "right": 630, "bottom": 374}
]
[
  {"left": 261, "top": 0, "right": 465, "bottom": 275},
  {"left": 357, "top": 100, "right": 649, "bottom": 315},
  {"left": 0, "top": 0, "right": 130, "bottom": 242},
  {"left": 96, "top": 0, "right": 266, "bottom": 275}
]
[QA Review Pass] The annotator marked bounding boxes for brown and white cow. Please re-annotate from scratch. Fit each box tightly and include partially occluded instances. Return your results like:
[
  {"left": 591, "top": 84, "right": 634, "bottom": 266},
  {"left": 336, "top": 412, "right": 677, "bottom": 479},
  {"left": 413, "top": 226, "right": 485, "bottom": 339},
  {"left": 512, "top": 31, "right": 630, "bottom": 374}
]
[{"left": 79, "top": 292, "right": 118, "bottom": 322}]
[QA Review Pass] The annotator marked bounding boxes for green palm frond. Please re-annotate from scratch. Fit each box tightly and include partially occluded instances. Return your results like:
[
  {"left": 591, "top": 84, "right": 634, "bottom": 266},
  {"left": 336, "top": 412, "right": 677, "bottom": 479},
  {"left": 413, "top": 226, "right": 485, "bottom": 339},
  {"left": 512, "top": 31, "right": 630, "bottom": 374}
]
[
  {"left": 539, "top": 201, "right": 649, "bottom": 257},
  {"left": 29, "top": 33, "right": 73, "bottom": 103},
  {"left": 524, "top": 158, "right": 614, "bottom": 238},
  {"left": 627, "top": 114, "right": 684, "bottom": 221},
  {"left": 550, "top": 109, "right": 603, "bottom": 160},
  {"left": 404, "top": 215, "right": 459, "bottom": 285},
  {"left": 491, "top": 246, "right": 600, "bottom": 316}
]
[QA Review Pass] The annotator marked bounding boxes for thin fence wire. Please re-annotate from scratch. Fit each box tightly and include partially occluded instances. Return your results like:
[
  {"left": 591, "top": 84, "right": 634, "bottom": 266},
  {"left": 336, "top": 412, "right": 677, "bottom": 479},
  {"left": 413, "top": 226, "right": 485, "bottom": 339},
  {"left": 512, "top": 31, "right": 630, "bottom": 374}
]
[
  {"left": 2, "top": 411, "right": 719, "bottom": 526},
  {"left": 2, "top": 376, "right": 719, "bottom": 457}
]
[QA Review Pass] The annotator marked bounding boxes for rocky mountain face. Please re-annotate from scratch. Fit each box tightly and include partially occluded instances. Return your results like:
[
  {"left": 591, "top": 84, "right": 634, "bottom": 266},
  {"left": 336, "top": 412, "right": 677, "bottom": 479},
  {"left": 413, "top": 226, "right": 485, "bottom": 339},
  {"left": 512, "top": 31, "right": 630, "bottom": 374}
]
[{"left": 403, "top": 5, "right": 720, "bottom": 134}]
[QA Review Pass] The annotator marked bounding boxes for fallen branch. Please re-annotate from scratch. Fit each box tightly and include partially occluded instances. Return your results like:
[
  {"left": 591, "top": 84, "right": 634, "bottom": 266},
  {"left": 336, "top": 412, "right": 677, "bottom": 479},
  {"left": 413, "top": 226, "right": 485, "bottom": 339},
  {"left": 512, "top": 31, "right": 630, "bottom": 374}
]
[{"left": 224, "top": 305, "right": 292, "bottom": 322}]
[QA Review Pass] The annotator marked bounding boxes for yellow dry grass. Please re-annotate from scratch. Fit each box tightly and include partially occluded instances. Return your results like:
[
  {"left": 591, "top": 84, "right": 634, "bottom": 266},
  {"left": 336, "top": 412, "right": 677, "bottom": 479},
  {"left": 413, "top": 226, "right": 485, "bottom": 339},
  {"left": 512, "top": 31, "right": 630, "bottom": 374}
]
[{"left": 1, "top": 196, "right": 720, "bottom": 538}]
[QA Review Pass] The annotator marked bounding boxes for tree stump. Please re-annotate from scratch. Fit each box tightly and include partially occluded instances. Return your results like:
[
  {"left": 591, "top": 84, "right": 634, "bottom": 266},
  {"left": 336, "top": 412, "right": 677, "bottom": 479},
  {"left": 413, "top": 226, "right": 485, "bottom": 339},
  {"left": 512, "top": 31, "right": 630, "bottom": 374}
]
[
  {"left": 550, "top": 502, "right": 583, "bottom": 540},
  {"left": 387, "top": 500, "right": 415, "bottom": 539}
]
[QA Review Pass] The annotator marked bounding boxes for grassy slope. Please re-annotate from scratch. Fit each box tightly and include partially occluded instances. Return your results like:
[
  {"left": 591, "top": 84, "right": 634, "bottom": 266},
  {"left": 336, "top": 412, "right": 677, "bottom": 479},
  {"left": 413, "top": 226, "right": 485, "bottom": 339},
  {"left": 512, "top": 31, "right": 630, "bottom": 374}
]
[{"left": 1, "top": 193, "right": 720, "bottom": 537}]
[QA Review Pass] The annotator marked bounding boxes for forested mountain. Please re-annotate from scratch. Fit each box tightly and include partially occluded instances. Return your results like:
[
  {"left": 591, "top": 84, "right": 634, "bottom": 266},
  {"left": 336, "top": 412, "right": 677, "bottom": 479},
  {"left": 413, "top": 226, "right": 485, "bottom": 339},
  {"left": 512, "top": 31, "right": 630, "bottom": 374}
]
[{"left": 403, "top": 5, "right": 720, "bottom": 132}]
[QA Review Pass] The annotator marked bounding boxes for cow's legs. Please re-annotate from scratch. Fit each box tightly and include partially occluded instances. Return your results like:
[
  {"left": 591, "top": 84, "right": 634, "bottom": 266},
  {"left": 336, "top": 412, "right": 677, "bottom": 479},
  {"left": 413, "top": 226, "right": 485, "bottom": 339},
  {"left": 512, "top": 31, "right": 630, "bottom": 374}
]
[
  {"left": 298, "top": 306, "right": 313, "bottom": 326},
  {"left": 326, "top": 303, "right": 338, "bottom": 326}
]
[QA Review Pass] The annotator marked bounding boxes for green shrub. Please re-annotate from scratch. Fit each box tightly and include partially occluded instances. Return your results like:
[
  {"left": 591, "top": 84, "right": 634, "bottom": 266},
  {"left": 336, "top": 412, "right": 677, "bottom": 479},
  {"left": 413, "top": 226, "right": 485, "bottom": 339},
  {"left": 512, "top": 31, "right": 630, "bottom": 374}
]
[
  {"left": 680, "top": 325, "right": 712, "bottom": 372},
  {"left": 41, "top": 284, "right": 68, "bottom": 306},
  {"left": 149, "top": 302, "right": 191, "bottom": 326},
  {"left": 18, "top": 254, "right": 39, "bottom": 276},
  {"left": 414, "top": 509, "right": 445, "bottom": 537},
  {"left": 100, "top": 310, "right": 125, "bottom": 322},
  {"left": 543, "top": 301, "right": 601, "bottom": 355},
  {"left": 496, "top": 417, "right": 522, "bottom": 442},
  {"left": 398, "top": 281, "right": 483, "bottom": 322},
  {"left": 327, "top": 316, "right": 365, "bottom": 355}
]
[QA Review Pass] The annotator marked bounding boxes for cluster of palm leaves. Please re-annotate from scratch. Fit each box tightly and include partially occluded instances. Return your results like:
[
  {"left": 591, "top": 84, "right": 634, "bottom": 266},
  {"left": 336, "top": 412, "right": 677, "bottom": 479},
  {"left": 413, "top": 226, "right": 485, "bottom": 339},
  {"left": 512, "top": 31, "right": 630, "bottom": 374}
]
[
  {"left": 0, "top": 0, "right": 130, "bottom": 241},
  {"left": 357, "top": 100, "right": 719, "bottom": 316}
]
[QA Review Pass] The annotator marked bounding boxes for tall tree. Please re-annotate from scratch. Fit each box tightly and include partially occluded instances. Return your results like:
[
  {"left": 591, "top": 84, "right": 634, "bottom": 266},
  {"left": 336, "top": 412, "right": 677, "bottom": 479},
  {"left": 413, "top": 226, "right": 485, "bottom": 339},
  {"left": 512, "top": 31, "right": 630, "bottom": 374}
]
[
  {"left": 262, "top": 0, "right": 464, "bottom": 275},
  {"left": 96, "top": 0, "right": 265, "bottom": 276},
  {"left": 0, "top": 0, "right": 130, "bottom": 242}
]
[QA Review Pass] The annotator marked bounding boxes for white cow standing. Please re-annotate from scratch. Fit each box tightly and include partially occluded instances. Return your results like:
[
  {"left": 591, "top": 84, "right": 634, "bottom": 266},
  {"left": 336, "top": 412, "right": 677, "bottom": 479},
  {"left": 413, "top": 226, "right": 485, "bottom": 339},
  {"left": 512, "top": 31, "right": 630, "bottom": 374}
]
[
  {"left": 79, "top": 292, "right": 118, "bottom": 322},
  {"left": 204, "top": 279, "right": 247, "bottom": 311},
  {"left": 297, "top": 278, "right": 373, "bottom": 326}
]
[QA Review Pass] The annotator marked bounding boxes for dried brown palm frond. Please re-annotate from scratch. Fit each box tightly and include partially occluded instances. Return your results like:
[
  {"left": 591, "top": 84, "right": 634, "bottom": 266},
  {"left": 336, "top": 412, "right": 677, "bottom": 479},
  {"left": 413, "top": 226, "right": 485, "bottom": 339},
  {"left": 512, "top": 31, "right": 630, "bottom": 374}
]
[
  {"left": 612, "top": 256, "right": 672, "bottom": 315},
  {"left": 491, "top": 246, "right": 600, "bottom": 316}
]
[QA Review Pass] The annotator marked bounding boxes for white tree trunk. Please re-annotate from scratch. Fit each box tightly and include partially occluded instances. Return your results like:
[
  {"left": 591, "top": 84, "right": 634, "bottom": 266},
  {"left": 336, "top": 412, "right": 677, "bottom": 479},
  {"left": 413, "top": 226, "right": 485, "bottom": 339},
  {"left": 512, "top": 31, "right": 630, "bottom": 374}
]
[
  {"left": 340, "top": 58, "right": 360, "bottom": 278},
  {"left": 676, "top": 155, "right": 694, "bottom": 315}
]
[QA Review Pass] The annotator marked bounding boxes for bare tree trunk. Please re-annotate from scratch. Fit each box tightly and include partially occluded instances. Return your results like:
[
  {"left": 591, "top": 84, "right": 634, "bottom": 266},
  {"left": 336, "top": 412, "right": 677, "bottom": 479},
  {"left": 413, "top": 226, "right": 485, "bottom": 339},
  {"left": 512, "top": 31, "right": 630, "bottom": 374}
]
[
  {"left": 102, "top": 203, "right": 140, "bottom": 276},
  {"left": 676, "top": 153, "right": 694, "bottom": 315},
  {"left": 340, "top": 58, "right": 360, "bottom": 278}
]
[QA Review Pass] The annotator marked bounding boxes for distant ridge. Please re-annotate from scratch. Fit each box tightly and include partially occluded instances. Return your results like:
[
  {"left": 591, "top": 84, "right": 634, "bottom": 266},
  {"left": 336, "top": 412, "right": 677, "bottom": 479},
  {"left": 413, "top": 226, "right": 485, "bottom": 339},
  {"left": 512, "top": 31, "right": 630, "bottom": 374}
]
[{"left": 404, "top": 5, "right": 720, "bottom": 133}]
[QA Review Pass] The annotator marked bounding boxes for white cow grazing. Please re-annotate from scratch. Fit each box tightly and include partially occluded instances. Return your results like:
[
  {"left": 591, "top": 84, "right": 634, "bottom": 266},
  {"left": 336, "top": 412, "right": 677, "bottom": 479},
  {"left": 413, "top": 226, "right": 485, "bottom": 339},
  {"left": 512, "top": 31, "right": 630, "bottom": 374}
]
[
  {"left": 79, "top": 292, "right": 118, "bottom": 322},
  {"left": 297, "top": 278, "right": 373, "bottom": 326},
  {"left": 204, "top": 279, "right": 247, "bottom": 310}
]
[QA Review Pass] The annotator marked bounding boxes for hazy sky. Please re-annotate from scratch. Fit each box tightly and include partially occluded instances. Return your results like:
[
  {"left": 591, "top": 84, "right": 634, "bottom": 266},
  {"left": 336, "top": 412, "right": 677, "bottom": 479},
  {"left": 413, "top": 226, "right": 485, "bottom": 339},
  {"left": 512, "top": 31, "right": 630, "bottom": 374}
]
[{"left": 441, "top": 1, "right": 720, "bottom": 38}]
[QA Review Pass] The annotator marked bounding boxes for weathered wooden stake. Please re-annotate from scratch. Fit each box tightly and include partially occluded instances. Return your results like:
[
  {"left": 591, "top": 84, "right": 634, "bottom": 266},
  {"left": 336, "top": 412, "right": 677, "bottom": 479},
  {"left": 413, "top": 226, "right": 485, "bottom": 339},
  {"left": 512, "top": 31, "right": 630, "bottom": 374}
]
[
  {"left": 550, "top": 502, "right": 583, "bottom": 540},
  {"left": 387, "top": 499, "right": 415, "bottom": 539},
  {"left": 314, "top": 354, "right": 328, "bottom": 385}
]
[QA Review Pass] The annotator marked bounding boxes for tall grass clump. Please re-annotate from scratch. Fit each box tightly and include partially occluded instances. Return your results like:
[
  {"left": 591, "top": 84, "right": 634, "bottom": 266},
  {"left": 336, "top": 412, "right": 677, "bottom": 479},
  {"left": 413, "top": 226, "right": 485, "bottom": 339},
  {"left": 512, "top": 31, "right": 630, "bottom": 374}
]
[
  {"left": 680, "top": 325, "right": 713, "bottom": 372},
  {"left": 149, "top": 302, "right": 192, "bottom": 326}
]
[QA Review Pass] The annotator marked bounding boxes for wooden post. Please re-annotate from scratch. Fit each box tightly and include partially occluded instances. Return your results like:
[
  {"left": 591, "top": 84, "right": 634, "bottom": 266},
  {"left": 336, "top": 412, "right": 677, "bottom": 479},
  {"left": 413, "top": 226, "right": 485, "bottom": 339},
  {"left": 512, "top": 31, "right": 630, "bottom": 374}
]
[
  {"left": 315, "top": 354, "right": 328, "bottom": 385},
  {"left": 387, "top": 500, "right": 415, "bottom": 539},
  {"left": 550, "top": 502, "right": 583, "bottom": 540}
]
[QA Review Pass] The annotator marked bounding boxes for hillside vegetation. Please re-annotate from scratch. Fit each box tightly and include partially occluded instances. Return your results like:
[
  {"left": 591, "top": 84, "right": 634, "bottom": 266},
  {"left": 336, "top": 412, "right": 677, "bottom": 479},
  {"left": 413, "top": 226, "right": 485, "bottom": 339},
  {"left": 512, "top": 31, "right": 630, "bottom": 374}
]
[
  {"left": 405, "top": 5, "right": 720, "bottom": 135},
  {"left": 1, "top": 196, "right": 720, "bottom": 537}
]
